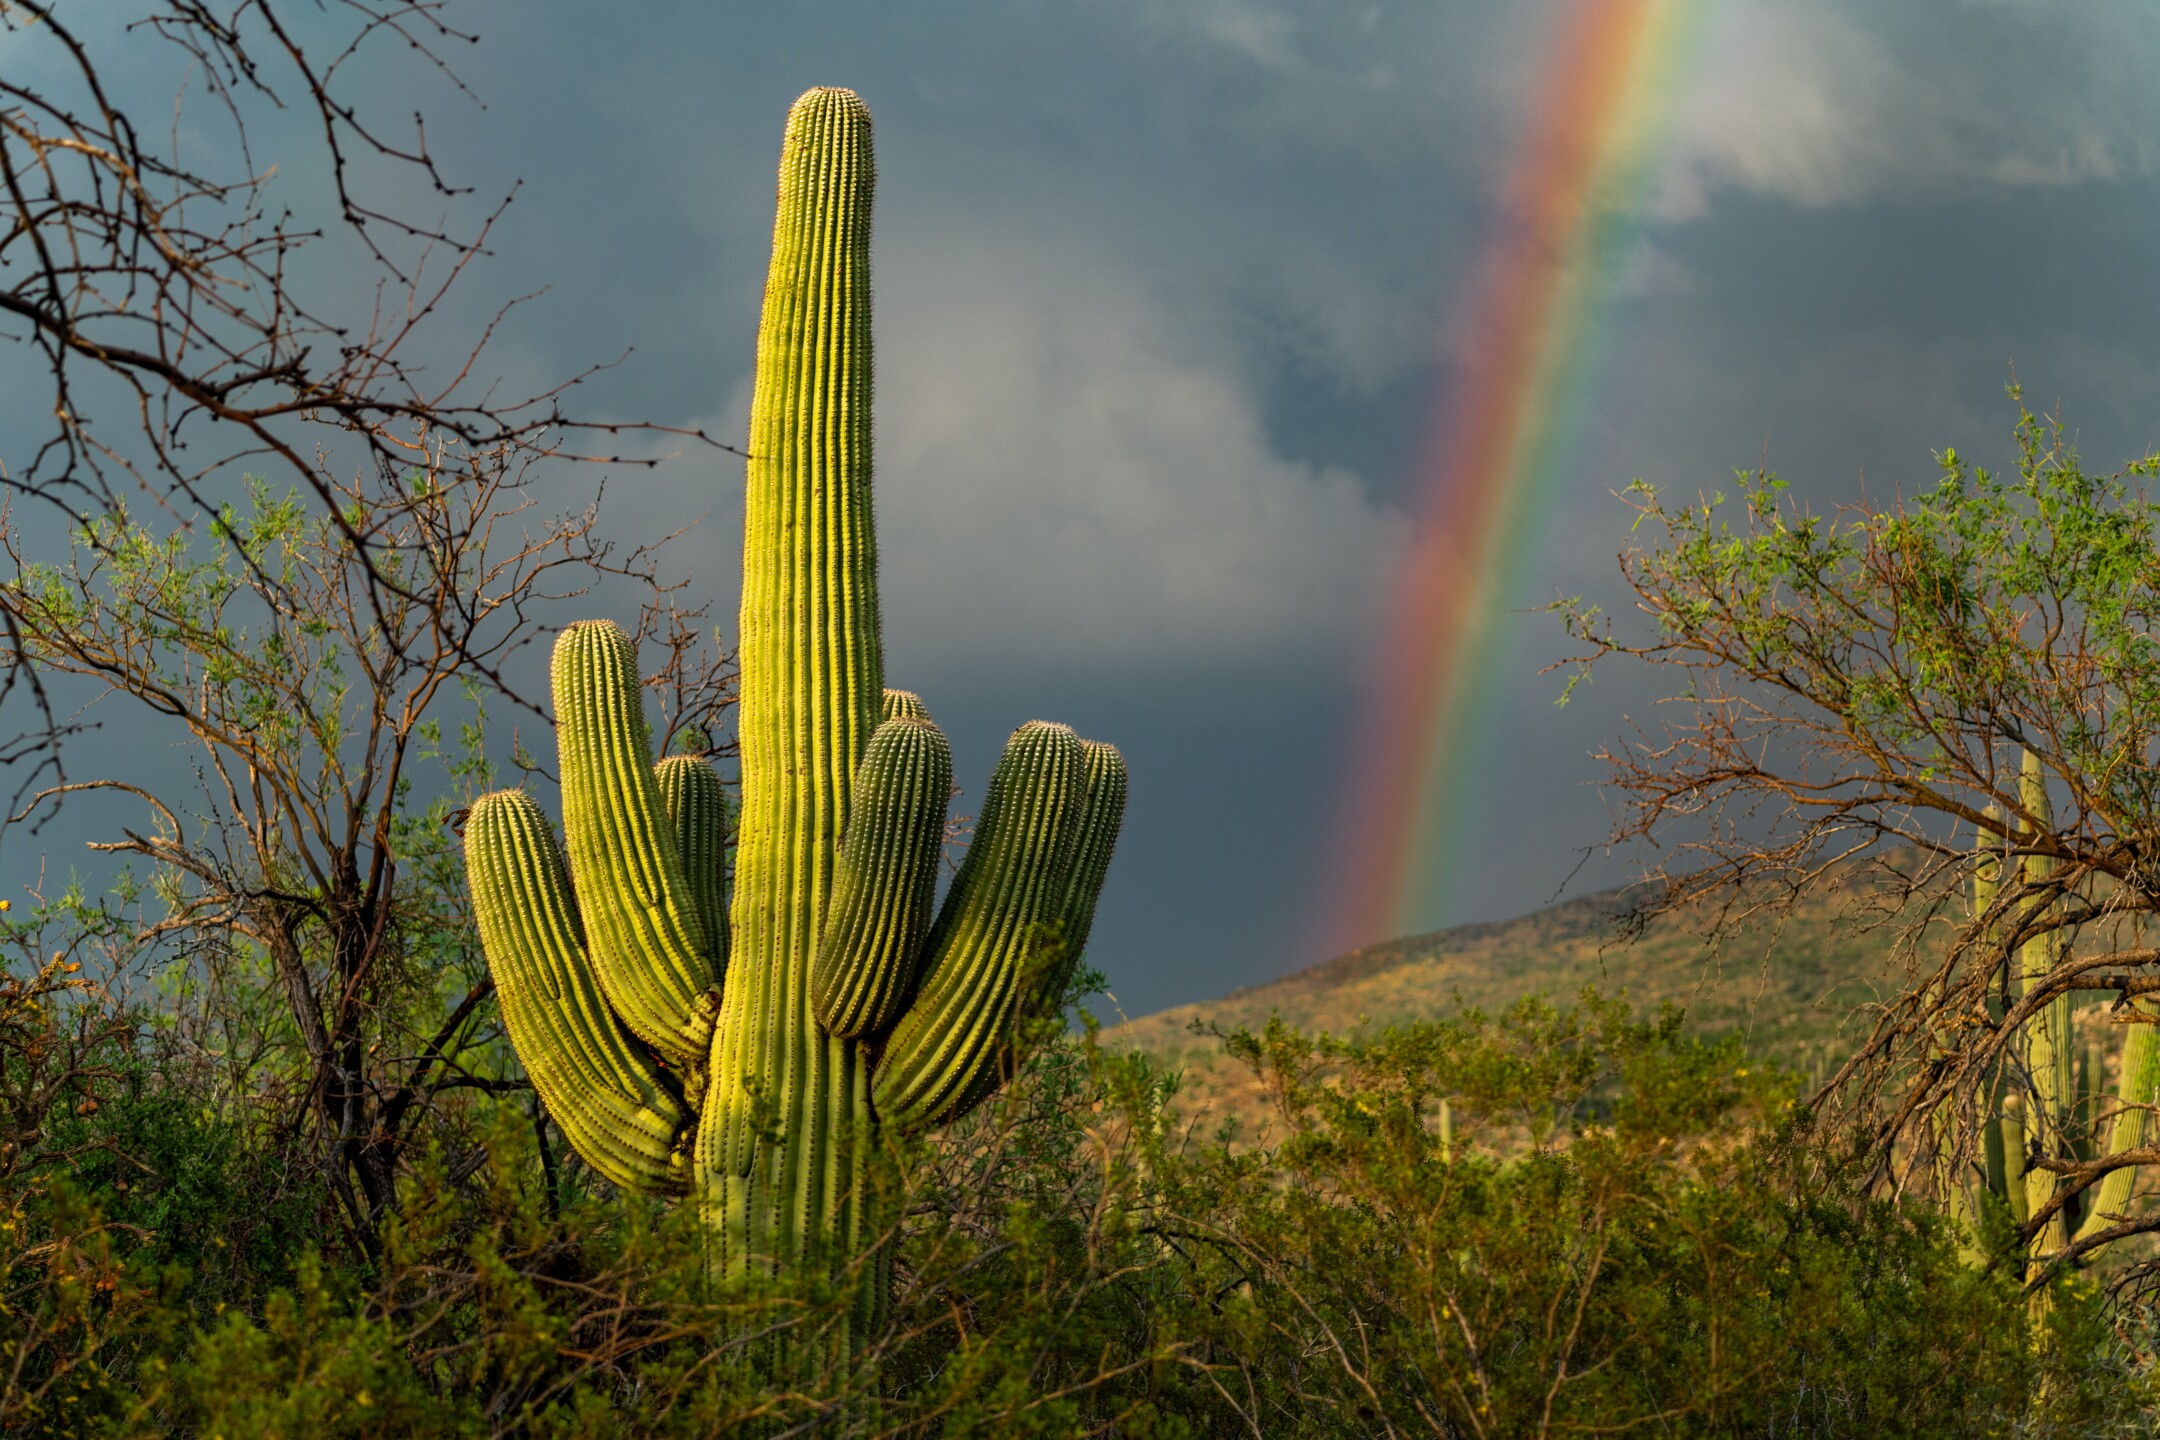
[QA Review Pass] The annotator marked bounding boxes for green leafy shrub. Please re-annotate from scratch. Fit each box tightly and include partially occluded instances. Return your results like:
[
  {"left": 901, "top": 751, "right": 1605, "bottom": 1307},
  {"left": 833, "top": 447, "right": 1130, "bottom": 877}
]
[
  {"left": 0, "top": 844, "right": 2145, "bottom": 1437},
  {"left": 1155, "top": 996, "right": 2138, "bottom": 1437}
]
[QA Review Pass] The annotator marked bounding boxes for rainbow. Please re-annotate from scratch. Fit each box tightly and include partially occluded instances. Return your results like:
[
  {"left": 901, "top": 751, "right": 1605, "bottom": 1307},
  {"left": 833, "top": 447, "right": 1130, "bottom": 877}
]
[{"left": 1326, "top": 0, "right": 1706, "bottom": 952}]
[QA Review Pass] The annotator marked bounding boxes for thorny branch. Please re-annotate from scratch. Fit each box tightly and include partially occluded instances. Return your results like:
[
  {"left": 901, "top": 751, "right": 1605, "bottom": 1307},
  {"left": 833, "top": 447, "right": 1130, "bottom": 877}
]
[
  {"left": 0, "top": 3, "right": 743, "bottom": 1250},
  {"left": 0, "top": 0, "right": 740, "bottom": 821}
]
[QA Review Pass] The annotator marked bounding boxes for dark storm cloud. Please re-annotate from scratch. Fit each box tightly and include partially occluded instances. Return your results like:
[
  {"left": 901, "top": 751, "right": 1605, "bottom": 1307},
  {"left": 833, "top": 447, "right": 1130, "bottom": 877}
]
[{"left": 6, "top": 1, "right": 2160, "bottom": 1014}]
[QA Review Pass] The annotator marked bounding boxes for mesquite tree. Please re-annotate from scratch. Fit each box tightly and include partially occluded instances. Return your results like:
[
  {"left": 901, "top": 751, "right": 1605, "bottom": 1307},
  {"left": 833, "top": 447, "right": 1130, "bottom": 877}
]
[
  {"left": 0, "top": 4, "right": 733, "bottom": 1254},
  {"left": 1558, "top": 395, "right": 2160, "bottom": 1281},
  {"left": 463, "top": 89, "right": 1128, "bottom": 1309},
  {"left": 0, "top": 461, "right": 731, "bottom": 1254},
  {"left": 0, "top": 3, "right": 712, "bottom": 820}
]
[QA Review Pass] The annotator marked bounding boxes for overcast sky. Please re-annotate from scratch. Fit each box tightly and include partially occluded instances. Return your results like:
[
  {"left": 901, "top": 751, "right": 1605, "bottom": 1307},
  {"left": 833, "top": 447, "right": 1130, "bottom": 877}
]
[{"left": 10, "top": 2, "right": 2160, "bottom": 1017}]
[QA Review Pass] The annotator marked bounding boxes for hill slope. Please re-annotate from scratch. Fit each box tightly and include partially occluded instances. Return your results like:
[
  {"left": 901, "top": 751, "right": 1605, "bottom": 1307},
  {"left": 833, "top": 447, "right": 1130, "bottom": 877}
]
[{"left": 1105, "top": 877, "right": 1916, "bottom": 1136}]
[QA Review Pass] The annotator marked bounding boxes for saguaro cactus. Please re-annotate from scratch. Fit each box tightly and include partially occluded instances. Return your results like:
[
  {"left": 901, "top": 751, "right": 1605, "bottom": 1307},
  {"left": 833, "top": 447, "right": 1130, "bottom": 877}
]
[
  {"left": 465, "top": 87, "right": 1127, "bottom": 1306},
  {"left": 1947, "top": 751, "right": 2160, "bottom": 1271},
  {"left": 2015, "top": 751, "right": 2073, "bottom": 1265}
]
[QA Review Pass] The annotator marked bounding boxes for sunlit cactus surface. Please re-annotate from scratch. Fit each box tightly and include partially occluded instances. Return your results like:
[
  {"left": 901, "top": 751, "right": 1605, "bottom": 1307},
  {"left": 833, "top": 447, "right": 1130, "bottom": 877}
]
[{"left": 464, "top": 87, "right": 1126, "bottom": 1306}]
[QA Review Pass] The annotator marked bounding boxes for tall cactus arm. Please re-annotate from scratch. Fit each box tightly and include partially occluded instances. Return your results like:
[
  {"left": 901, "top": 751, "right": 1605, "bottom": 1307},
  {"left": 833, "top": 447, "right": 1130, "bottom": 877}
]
[
  {"left": 2072, "top": 1010, "right": 2160, "bottom": 1248},
  {"left": 812, "top": 716, "right": 952, "bottom": 1038},
  {"left": 872, "top": 721, "right": 1088, "bottom": 1130},
  {"left": 2017, "top": 750, "right": 2071, "bottom": 1240},
  {"left": 465, "top": 791, "right": 691, "bottom": 1195},
  {"left": 555, "top": 621, "right": 719, "bottom": 1066},
  {"left": 655, "top": 754, "right": 732, "bottom": 977},
  {"left": 707, "top": 85, "right": 884, "bottom": 1258}
]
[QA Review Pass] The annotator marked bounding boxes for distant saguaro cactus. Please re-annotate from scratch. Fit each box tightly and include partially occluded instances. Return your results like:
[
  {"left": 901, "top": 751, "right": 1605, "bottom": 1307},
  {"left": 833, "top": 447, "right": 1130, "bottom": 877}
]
[
  {"left": 464, "top": 87, "right": 1126, "bottom": 1315},
  {"left": 1944, "top": 751, "right": 2160, "bottom": 1276}
]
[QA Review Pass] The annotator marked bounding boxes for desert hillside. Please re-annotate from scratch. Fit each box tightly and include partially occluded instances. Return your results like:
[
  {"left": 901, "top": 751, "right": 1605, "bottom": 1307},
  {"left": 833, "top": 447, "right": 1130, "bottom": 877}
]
[{"left": 1106, "top": 875, "right": 1922, "bottom": 1136}]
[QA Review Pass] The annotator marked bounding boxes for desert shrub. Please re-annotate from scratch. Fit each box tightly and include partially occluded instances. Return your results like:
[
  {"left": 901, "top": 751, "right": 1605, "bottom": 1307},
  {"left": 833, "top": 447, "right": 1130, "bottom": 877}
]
[
  {"left": 0, "top": 931, "right": 2152, "bottom": 1437},
  {"left": 1150, "top": 997, "right": 2149, "bottom": 1437}
]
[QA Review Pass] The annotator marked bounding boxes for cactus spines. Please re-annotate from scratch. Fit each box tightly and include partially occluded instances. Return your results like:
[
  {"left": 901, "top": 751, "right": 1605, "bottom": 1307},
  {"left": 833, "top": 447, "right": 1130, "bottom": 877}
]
[
  {"left": 466, "top": 792, "right": 691, "bottom": 1194},
  {"left": 1024, "top": 737, "right": 1129, "bottom": 1024},
  {"left": 882, "top": 689, "right": 930, "bottom": 724},
  {"left": 463, "top": 86, "right": 1125, "bottom": 1306},
  {"left": 813, "top": 717, "right": 952, "bottom": 1038}
]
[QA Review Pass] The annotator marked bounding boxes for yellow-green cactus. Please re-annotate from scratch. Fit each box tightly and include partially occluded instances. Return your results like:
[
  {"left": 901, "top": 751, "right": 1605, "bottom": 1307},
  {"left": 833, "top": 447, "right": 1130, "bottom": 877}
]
[
  {"left": 466, "top": 789, "right": 692, "bottom": 1194},
  {"left": 463, "top": 87, "right": 1126, "bottom": 1307},
  {"left": 2074, "top": 1013, "right": 2160, "bottom": 1250},
  {"left": 1949, "top": 755, "right": 2160, "bottom": 1270},
  {"left": 2016, "top": 751, "right": 2071, "bottom": 1263}
]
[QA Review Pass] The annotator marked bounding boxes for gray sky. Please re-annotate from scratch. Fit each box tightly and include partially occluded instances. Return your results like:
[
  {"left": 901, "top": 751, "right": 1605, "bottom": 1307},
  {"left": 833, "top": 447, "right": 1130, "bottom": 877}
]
[{"left": 10, "top": 1, "right": 2160, "bottom": 1017}]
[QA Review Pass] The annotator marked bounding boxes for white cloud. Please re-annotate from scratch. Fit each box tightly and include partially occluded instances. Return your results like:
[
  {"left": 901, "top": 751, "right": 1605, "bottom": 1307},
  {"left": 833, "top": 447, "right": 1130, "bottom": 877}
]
[
  {"left": 869, "top": 234, "right": 1406, "bottom": 678},
  {"left": 1656, "top": 0, "right": 2160, "bottom": 214},
  {"left": 1657, "top": 4, "right": 1948, "bottom": 214},
  {"left": 1118, "top": 0, "right": 1388, "bottom": 75},
  {"left": 1988, "top": 136, "right": 2124, "bottom": 189},
  {"left": 1188, "top": 0, "right": 1304, "bottom": 71}
]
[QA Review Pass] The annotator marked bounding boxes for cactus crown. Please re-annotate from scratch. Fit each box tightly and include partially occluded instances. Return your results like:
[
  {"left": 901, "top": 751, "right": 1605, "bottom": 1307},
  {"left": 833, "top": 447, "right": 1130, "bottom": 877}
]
[{"left": 464, "top": 87, "right": 1127, "bottom": 1294}]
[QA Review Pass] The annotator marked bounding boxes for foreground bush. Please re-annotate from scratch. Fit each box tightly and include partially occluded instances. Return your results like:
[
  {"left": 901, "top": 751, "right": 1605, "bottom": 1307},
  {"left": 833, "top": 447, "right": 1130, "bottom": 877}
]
[
  {"left": 1, "top": 936, "right": 2151, "bottom": 1435},
  {"left": 1153, "top": 1000, "right": 2151, "bottom": 1436}
]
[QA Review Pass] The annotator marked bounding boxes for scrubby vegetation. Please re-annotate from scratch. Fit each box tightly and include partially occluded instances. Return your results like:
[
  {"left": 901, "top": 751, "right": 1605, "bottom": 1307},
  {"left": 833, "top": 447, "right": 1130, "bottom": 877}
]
[{"left": 2, "top": 898, "right": 2152, "bottom": 1436}]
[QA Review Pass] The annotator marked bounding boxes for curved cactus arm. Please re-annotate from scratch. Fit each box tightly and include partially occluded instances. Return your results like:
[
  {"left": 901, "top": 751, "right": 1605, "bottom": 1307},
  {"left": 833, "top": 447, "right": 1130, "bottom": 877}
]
[
  {"left": 554, "top": 621, "right": 719, "bottom": 1067},
  {"left": 1041, "top": 740, "right": 1127, "bottom": 1004},
  {"left": 872, "top": 721, "right": 1087, "bottom": 1130},
  {"left": 812, "top": 716, "right": 952, "bottom": 1038},
  {"left": 466, "top": 791, "right": 691, "bottom": 1195},
  {"left": 655, "top": 754, "right": 731, "bottom": 979},
  {"left": 2071, "top": 1010, "right": 2160, "bottom": 1249},
  {"left": 881, "top": 688, "right": 930, "bottom": 724},
  {"left": 936, "top": 740, "right": 1127, "bottom": 1116}
]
